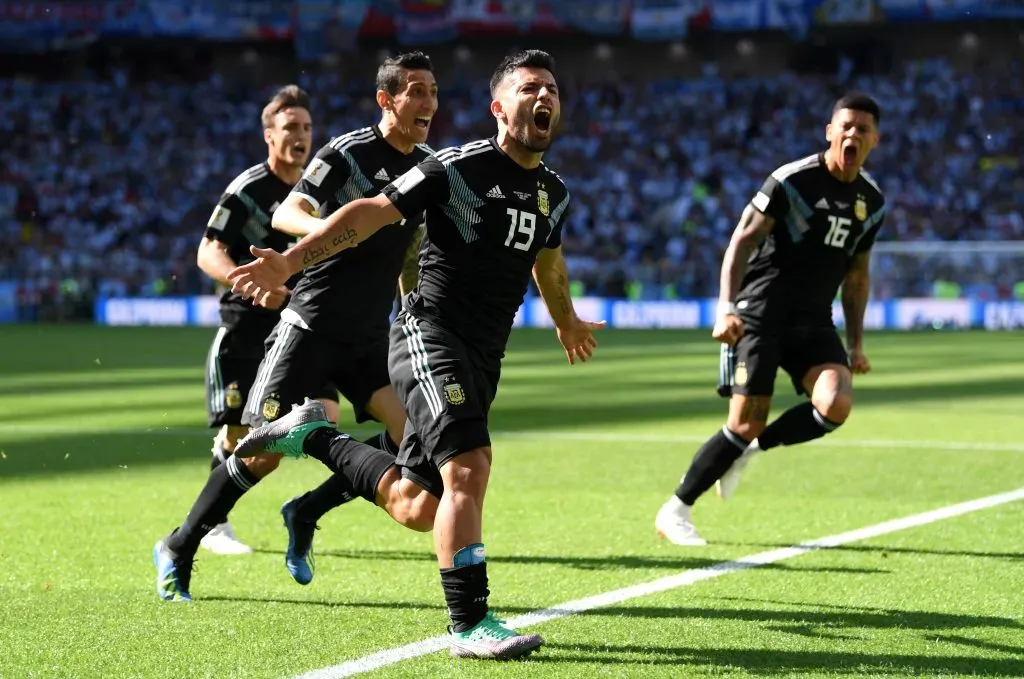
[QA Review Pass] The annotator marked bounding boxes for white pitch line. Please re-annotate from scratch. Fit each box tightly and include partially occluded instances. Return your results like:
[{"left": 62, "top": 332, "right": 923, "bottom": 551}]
[
  {"left": 0, "top": 425, "right": 1020, "bottom": 453},
  {"left": 292, "top": 486, "right": 1024, "bottom": 679}
]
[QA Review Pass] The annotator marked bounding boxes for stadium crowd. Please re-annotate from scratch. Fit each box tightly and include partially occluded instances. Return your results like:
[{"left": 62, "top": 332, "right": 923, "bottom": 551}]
[{"left": 1, "top": 55, "right": 1021, "bottom": 319}]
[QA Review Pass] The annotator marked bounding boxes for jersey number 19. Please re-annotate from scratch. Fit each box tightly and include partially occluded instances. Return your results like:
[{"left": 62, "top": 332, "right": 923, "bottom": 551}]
[{"left": 505, "top": 208, "right": 537, "bottom": 251}]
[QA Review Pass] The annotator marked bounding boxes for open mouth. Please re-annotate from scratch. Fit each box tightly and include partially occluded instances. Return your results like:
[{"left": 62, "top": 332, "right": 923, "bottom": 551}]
[
  {"left": 293, "top": 143, "right": 307, "bottom": 155},
  {"left": 413, "top": 117, "right": 431, "bottom": 129},
  {"left": 534, "top": 107, "right": 552, "bottom": 133},
  {"left": 842, "top": 143, "right": 858, "bottom": 163}
]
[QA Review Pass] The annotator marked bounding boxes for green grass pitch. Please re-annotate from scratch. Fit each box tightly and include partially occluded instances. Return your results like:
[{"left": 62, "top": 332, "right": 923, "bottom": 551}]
[{"left": 1, "top": 325, "right": 1022, "bottom": 678}]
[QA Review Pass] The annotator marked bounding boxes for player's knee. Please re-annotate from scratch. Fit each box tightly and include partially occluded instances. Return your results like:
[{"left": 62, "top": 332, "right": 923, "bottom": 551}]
[
  {"left": 810, "top": 371, "right": 853, "bottom": 424},
  {"left": 241, "top": 452, "right": 283, "bottom": 478},
  {"left": 812, "top": 390, "right": 852, "bottom": 425},
  {"left": 441, "top": 447, "right": 491, "bottom": 496}
]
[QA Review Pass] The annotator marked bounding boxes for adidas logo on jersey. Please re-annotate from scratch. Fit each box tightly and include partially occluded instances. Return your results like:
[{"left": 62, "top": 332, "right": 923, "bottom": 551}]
[
  {"left": 374, "top": 168, "right": 390, "bottom": 182},
  {"left": 815, "top": 198, "right": 830, "bottom": 210},
  {"left": 486, "top": 185, "right": 505, "bottom": 199}
]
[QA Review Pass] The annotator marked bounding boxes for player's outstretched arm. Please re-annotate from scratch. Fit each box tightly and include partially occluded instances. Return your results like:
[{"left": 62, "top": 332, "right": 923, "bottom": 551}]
[
  {"left": 198, "top": 233, "right": 289, "bottom": 309},
  {"left": 842, "top": 251, "right": 872, "bottom": 373},
  {"left": 532, "top": 246, "right": 606, "bottom": 365},
  {"left": 228, "top": 194, "right": 402, "bottom": 305},
  {"left": 271, "top": 194, "right": 324, "bottom": 237},
  {"left": 713, "top": 205, "right": 775, "bottom": 346}
]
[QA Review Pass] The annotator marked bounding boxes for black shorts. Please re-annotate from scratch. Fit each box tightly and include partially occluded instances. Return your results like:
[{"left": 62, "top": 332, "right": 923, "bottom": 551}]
[
  {"left": 205, "top": 320, "right": 276, "bottom": 428},
  {"left": 388, "top": 311, "right": 500, "bottom": 498},
  {"left": 717, "top": 327, "right": 849, "bottom": 398},
  {"left": 242, "top": 320, "right": 386, "bottom": 428}
]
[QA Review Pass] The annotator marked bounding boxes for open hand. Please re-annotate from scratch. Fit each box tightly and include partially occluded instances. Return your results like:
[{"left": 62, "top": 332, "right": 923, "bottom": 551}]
[
  {"left": 556, "top": 317, "right": 607, "bottom": 365},
  {"left": 227, "top": 246, "right": 292, "bottom": 307}
]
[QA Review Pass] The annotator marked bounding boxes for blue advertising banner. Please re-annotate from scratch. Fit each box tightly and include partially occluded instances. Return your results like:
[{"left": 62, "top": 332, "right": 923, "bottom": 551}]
[
  {"left": 0, "top": 282, "right": 17, "bottom": 324},
  {"left": 92, "top": 296, "right": 1024, "bottom": 331}
]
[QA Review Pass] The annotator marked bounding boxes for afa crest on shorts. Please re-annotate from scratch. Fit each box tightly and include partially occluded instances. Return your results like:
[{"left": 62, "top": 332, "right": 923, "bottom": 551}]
[
  {"left": 263, "top": 395, "right": 281, "bottom": 421},
  {"left": 734, "top": 362, "right": 748, "bottom": 387},
  {"left": 225, "top": 382, "right": 243, "bottom": 409},
  {"left": 443, "top": 377, "right": 466, "bottom": 406}
]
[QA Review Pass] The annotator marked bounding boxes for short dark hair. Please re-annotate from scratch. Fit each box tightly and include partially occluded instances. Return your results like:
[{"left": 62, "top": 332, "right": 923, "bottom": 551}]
[
  {"left": 489, "top": 49, "right": 557, "bottom": 97},
  {"left": 376, "top": 51, "right": 434, "bottom": 96},
  {"left": 262, "top": 85, "right": 311, "bottom": 129},
  {"left": 262, "top": 85, "right": 309, "bottom": 130},
  {"left": 833, "top": 92, "right": 881, "bottom": 125}
]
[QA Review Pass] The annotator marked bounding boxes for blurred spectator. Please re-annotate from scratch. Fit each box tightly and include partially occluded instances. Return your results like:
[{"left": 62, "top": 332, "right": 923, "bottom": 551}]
[{"left": 0, "top": 55, "right": 1021, "bottom": 312}]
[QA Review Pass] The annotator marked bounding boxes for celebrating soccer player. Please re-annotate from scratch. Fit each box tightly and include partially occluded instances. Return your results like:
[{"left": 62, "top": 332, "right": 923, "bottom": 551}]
[
  {"left": 228, "top": 50, "right": 604, "bottom": 660},
  {"left": 655, "top": 93, "right": 886, "bottom": 546}
]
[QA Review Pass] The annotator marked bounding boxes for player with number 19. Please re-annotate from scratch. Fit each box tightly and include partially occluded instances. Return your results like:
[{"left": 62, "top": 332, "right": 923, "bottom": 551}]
[
  {"left": 655, "top": 93, "right": 887, "bottom": 546},
  {"left": 228, "top": 50, "right": 604, "bottom": 660}
]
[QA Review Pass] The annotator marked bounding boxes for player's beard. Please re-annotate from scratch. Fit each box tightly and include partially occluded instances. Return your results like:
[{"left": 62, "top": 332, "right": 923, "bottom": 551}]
[{"left": 512, "top": 124, "right": 552, "bottom": 154}]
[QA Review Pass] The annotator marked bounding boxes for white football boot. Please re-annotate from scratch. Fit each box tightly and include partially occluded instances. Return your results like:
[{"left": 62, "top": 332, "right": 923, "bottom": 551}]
[
  {"left": 200, "top": 522, "right": 253, "bottom": 555},
  {"left": 655, "top": 495, "right": 707, "bottom": 546}
]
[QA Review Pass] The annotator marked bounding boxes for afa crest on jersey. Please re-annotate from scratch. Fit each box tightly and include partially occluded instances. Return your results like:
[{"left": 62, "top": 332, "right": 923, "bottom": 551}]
[
  {"left": 537, "top": 187, "right": 550, "bottom": 217},
  {"left": 854, "top": 196, "right": 868, "bottom": 221}
]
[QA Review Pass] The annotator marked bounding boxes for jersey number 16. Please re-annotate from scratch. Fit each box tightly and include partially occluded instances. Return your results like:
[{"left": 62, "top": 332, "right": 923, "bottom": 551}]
[
  {"left": 824, "top": 215, "right": 851, "bottom": 249},
  {"left": 505, "top": 208, "right": 537, "bottom": 251}
]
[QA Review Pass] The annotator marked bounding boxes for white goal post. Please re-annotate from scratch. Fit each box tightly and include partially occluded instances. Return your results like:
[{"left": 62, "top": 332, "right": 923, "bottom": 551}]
[{"left": 869, "top": 241, "right": 1024, "bottom": 301}]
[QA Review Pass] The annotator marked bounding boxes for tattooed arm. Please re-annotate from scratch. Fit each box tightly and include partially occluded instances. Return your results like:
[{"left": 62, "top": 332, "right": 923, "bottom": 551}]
[
  {"left": 283, "top": 194, "right": 403, "bottom": 273},
  {"left": 532, "top": 245, "right": 576, "bottom": 328},
  {"left": 533, "top": 246, "right": 606, "bottom": 365}
]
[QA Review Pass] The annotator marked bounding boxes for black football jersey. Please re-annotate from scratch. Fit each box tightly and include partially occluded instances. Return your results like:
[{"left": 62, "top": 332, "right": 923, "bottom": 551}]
[
  {"left": 382, "top": 138, "right": 571, "bottom": 359},
  {"left": 204, "top": 162, "right": 297, "bottom": 323},
  {"left": 285, "top": 125, "right": 432, "bottom": 343},
  {"left": 738, "top": 152, "right": 886, "bottom": 331}
]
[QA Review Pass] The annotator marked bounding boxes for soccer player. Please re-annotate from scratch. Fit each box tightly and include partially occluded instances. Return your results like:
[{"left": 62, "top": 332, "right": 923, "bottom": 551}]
[
  {"left": 229, "top": 50, "right": 604, "bottom": 660},
  {"left": 655, "top": 93, "right": 886, "bottom": 546},
  {"left": 247, "top": 51, "right": 436, "bottom": 585},
  {"left": 153, "top": 53, "right": 438, "bottom": 601},
  {"left": 193, "top": 85, "right": 339, "bottom": 555}
]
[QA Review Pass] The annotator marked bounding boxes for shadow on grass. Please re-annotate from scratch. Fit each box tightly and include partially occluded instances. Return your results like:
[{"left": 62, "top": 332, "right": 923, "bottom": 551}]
[
  {"left": 251, "top": 547, "right": 888, "bottom": 574},
  {"left": 196, "top": 595, "right": 1024, "bottom": 675},
  {"left": 0, "top": 429, "right": 211, "bottom": 478},
  {"left": 719, "top": 543, "right": 1024, "bottom": 561},
  {"left": 534, "top": 642, "right": 1024, "bottom": 675}
]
